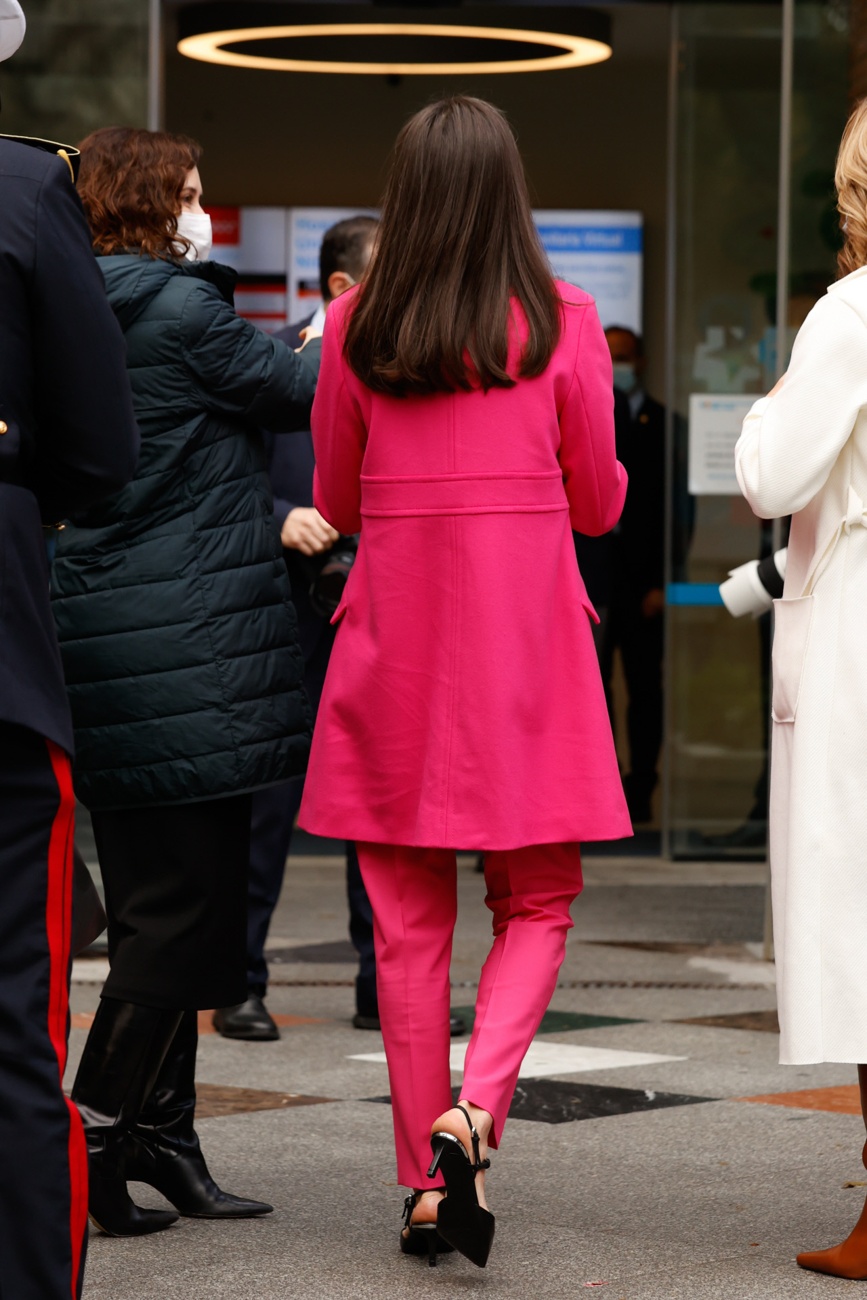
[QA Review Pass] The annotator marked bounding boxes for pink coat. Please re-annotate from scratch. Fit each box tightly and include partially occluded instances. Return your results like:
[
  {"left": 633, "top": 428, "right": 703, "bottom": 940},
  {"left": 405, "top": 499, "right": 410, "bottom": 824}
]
[{"left": 298, "top": 281, "right": 631, "bottom": 849}]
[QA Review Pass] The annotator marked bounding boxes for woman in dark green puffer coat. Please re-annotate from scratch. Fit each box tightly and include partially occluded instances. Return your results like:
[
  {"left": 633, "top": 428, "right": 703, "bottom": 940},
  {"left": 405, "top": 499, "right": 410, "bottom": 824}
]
[{"left": 51, "top": 127, "right": 318, "bottom": 1238}]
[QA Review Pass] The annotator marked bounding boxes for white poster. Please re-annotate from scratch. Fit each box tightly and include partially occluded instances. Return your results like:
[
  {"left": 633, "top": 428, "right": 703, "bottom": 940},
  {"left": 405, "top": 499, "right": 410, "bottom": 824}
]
[
  {"left": 533, "top": 210, "right": 643, "bottom": 334},
  {"left": 206, "top": 205, "right": 288, "bottom": 331},
  {"left": 688, "top": 394, "right": 755, "bottom": 495},
  {"left": 286, "top": 206, "right": 379, "bottom": 324}
]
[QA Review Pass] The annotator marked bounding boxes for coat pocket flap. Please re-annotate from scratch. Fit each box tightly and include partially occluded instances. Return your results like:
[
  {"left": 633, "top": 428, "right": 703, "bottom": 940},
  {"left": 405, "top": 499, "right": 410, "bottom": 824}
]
[
  {"left": 771, "top": 595, "right": 814, "bottom": 723},
  {"left": 581, "top": 594, "right": 601, "bottom": 625}
]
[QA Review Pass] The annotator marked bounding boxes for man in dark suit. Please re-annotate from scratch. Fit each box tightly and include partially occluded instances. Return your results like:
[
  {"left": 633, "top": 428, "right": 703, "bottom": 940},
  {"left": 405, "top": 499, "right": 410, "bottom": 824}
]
[
  {"left": 0, "top": 39, "right": 140, "bottom": 1295},
  {"left": 572, "top": 387, "right": 632, "bottom": 652},
  {"left": 602, "top": 326, "right": 666, "bottom": 824},
  {"left": 214, "top": 217, "right": 379, "bottom": 1039},
  {"left": 215, "top": 217, "right": 466, "bottom": 1040}
]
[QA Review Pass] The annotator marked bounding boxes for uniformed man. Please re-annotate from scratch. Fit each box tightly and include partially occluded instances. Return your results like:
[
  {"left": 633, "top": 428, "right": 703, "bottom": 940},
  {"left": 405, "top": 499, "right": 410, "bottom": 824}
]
[{"left": 0, "top": 3, "right": 140, "bottom": 1293}]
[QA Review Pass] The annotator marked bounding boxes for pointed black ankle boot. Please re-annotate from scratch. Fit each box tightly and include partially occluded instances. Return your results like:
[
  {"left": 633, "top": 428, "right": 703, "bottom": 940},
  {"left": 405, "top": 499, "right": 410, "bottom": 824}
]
[
  {"left": 72, "top": 997, "right": 184, "bottom": 1237},
  {"left": 126, "top": 1011, "right": 273, "bottom": 1219}
]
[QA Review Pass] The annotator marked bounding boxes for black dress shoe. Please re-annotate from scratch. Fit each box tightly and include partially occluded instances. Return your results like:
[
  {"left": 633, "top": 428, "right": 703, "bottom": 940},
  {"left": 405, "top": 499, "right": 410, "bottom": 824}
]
[
  {"left": 212, "top": 994, "right": 279, "bottom": 1041},
  {"left": 352, "top": 1012, "right": 382, "bottom": 1031},
  {"left": 353, "top": 1010, "right": 468, "bottom": 1036}
]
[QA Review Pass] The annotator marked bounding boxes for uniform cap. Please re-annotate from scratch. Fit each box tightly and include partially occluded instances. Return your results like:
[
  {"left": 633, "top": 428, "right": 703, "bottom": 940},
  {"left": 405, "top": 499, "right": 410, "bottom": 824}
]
[{"left": 0, "top": 0, "right": 25, "bottom": 64}]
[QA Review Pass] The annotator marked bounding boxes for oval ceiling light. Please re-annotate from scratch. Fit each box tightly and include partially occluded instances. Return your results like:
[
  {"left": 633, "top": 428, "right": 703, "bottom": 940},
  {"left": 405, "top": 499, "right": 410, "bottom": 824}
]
[{"left": 177, "top": 10, "right": 612, "bottom": 76}]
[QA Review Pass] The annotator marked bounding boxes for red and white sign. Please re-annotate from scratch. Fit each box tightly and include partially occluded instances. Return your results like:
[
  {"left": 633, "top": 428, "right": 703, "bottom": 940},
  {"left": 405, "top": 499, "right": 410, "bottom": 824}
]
[{"left": 205, "top": 205, "right": 241, "bottom": 247}]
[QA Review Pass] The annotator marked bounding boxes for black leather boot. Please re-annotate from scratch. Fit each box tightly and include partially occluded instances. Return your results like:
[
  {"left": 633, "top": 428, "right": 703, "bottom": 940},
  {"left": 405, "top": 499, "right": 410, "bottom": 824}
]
[
  {"left": 71, "top": 997, "right": 184, "bottom": 1236},
  {"left": 126, "top": 1011, "right": 273, "bottom": 1218}
]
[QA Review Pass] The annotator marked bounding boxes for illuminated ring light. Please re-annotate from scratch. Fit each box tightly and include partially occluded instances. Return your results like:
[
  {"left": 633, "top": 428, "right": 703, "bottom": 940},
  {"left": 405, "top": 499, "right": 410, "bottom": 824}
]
[{"left": 177, "top": 22, "right": 612, "bottom": 76}]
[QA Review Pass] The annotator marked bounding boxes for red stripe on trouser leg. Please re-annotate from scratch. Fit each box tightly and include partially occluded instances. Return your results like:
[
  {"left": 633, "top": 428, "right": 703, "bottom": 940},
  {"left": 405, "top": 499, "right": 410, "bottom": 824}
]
[{"left": 45, "top": 741, "right": 88, "bottom": 1300}]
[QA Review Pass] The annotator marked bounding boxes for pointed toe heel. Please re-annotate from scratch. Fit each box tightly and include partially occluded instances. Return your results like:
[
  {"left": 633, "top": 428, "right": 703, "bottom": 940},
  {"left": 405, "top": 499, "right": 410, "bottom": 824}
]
[
  {"left": 797, "top": 1245, "right": 867, "bottom": 1280},
  {"left": 428, "top": 1107, "right": 495, "bottom": 1268},
  {"left": 88, "top": 1164, "right": 179, "bottom": 1237}
]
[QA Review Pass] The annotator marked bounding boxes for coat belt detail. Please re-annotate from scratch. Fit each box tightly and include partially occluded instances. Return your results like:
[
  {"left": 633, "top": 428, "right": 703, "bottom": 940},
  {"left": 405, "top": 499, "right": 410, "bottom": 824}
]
[
  {"left": 359, "top": 470, "right": 568, "bottom": 518},
  {"left": 803, "top": 485, "right": 866, "bottom": 596},
  {"left": 843, "top": 485, "right": 866, "bottom": 534}
]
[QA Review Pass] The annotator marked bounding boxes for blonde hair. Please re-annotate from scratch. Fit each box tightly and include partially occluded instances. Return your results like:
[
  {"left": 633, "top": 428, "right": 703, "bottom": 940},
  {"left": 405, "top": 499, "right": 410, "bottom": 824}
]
[{"left": 836, "top": 99, "right": 867, "bottom": 277}]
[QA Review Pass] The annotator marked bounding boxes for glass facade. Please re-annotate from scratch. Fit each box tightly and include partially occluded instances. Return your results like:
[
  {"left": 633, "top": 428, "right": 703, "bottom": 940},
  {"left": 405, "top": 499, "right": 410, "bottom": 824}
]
[
  {"left": 2, "top": 0, "right": 854, "bottom": 862},
  {"left": 665, "top": 0, "right": 851, "bottom": 858},
  {"left": 0, "top": 0, "right": 148, "bottom": 146}
]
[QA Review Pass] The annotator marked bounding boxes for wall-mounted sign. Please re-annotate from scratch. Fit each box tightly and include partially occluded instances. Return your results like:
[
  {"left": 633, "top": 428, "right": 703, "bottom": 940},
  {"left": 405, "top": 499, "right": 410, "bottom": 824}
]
[
  {"left": 286, "top": 206, "right": 379, "bottom": 322},
  {"left": 205, "top": 205, "right": 644, "bottom": 336},
  {"left": 534, "top": 210, "right": 643, "bottom": 334},
  {"left": 688, "top": 394, "right": 756, "bottom": 496}
]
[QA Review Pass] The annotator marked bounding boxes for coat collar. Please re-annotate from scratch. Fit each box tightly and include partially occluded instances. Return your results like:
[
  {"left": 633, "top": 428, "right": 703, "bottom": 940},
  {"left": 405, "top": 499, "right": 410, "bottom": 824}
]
[{"left": 181, "top": 259, "right": 237, "bottom": 305}]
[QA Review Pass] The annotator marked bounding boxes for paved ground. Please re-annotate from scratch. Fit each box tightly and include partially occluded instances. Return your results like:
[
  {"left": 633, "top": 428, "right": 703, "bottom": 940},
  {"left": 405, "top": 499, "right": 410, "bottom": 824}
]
[{"left": 69, "top": 850, "right": 867, "bottom": 1299}]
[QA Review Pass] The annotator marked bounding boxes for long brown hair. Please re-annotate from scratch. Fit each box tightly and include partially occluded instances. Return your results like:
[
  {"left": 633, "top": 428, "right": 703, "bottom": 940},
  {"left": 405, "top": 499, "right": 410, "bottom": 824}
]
[
  {"left": 77, "top": 127, "right": 201, "bottom": 259},
  {"left": 344, "top": 96, "right": 561, "bottom": 396}
]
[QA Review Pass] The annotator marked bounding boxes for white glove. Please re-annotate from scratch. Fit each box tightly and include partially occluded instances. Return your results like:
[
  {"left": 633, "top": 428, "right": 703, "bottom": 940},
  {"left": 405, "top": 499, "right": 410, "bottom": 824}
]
[{"left": 719, "top": 549, "right": 787, "bottom": 618}]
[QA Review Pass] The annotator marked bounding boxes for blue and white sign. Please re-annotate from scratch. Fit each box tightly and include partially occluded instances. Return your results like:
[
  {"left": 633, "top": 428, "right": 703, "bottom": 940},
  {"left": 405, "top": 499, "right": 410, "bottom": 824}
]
[
  {"left": 219, "top": 205, "right": 644, "bottom": 334},
  {"left": 287, "top": 206, "right": 379, "bottom": 322},
  {"left": 533, "top": 210, "right": 643, "bottom": 334}
]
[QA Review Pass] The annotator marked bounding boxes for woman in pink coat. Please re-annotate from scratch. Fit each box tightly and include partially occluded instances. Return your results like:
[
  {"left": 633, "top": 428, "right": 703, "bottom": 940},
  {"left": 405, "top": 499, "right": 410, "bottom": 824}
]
[{"left": 299, "top": 95, "right": 630, "bottom": 1269}]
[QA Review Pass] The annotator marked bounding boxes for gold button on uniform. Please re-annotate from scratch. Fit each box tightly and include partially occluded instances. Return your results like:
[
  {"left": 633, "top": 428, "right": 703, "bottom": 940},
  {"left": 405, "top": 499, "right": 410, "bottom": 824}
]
[{"left": 0, "top": 422, "right": 8, "bottom": 434}]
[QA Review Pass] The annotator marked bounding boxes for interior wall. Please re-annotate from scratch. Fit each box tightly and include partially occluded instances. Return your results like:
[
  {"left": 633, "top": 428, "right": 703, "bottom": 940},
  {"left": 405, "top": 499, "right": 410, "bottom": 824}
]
[{"left": 164, "top": 4, "right": 670, "bottom": 393}]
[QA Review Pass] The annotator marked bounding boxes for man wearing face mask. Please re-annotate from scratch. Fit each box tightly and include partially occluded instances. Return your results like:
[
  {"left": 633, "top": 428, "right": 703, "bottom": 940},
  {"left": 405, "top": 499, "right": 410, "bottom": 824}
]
[
  {"left": 602, "top": 326, "right": 666, "bottom": 825},
  {"left": 214, "top": 217, "right": 380, "bottom": 1040}
]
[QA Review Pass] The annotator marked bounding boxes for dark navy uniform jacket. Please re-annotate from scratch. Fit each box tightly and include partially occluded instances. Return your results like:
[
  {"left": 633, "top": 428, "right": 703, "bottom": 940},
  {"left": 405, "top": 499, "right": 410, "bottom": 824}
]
[{"left": 0, "top": 138, "right": 139, "bottom": 752}]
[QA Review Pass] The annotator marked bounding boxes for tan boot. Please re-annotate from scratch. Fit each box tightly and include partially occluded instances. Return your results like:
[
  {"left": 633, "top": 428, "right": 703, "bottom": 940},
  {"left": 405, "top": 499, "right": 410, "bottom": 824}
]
[{"left": 798, "top": 1192, "right": 867, "bottom": 1279}]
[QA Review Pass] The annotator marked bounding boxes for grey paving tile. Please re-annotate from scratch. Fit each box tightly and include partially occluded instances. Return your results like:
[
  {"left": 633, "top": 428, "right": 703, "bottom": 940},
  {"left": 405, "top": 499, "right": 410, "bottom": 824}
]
[{"left": 72, "top": 856, "right": 865, "bottom": 1299}]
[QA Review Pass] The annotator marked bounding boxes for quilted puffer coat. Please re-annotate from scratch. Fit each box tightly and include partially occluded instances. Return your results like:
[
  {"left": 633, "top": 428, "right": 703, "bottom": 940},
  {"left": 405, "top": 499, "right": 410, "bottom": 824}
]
[{"left": 51, "top": 254, "right": 318, "bottom": 809}]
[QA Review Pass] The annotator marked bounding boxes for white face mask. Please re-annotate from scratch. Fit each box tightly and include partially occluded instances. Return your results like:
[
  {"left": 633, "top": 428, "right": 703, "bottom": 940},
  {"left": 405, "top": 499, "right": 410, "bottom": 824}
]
[{"left": 176, "top": 210, "right": 212, "bottom": 263}]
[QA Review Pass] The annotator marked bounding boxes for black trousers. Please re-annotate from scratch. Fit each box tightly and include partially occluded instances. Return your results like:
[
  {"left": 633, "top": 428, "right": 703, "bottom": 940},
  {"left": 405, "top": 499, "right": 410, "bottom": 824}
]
[
  {"left": 247, "top": 779, "right": 376, "bottom": 1014},
  {"left": 0, "top": 722, "right": 87, "bottom": 1300},
  {"left": 246, "top": 579, "right": 375, "bottom": 1011},
  {"left": 91, "top": 794, "right": 252, "bottom": 1010},
  {"left": 601, "top": 595, "right": 664, "bottom": 802}
]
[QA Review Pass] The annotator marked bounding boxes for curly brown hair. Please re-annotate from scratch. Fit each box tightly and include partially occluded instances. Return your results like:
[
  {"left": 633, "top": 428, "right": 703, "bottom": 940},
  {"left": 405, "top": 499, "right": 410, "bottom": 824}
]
[
  {"left": 77, "top": 127, "right": 202, "bottom": 259},
  {"left": 836, "top": 99, "right": 867, "bottom": 279}
]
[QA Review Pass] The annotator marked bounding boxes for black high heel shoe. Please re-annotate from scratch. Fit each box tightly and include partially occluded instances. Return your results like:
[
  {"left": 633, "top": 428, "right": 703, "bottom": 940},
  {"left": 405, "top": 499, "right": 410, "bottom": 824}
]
[
  {"left": 427, "top": 1105, "right": 495, "bottom": 1268},
  {"left": 399, "top": 1191, "right": 454, "bottom": 1267}
]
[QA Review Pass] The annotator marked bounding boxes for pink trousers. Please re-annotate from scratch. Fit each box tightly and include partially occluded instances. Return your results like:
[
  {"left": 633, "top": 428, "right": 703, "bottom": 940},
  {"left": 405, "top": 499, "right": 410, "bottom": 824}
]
[{"left": 356, "top": 841, "right": 583, "bottom": 1189}]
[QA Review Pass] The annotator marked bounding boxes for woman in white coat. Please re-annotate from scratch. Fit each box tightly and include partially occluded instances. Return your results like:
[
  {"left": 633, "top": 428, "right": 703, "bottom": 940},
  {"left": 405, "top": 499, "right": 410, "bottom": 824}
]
[{"left": 736, "top": 98, "right": 867, "bottom": 1280}]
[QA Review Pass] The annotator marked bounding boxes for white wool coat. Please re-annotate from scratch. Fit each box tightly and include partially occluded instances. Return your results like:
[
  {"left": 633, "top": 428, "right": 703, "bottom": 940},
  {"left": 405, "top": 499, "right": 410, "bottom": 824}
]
[{"left": 736, "top": 264, "right": 867, "bottom": 1064}]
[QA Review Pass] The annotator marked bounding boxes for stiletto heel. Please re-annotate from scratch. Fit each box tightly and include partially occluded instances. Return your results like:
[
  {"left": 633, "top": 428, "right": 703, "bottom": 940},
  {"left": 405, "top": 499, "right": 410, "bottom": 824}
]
[
  {"left": 427, "top": 1145, "right": 444, "bottom": 1179},
  {"left": 399, "top": 1191, "right": 453, "bottom": 1266},
  {"left": 429, "top": 1104, "right": 496, "bottom": 1268}
]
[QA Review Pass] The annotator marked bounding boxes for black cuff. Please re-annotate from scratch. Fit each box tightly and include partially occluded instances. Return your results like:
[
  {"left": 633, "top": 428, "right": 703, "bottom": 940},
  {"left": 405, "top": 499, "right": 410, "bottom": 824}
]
[{"left": 756, "top": 553, "right": 784, "bottom": 599}]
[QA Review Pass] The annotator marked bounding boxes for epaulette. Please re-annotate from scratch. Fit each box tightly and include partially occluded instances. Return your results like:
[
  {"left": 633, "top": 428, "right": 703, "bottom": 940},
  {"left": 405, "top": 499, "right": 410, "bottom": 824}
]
[{"left": 0, "top": 133, "right": 80, "bottom": 182}]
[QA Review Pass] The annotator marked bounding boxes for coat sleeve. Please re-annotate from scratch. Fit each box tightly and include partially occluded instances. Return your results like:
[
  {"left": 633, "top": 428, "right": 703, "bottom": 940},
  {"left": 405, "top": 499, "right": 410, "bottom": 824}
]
[
  {"left": 558, "top": 302, "right": 628, "bottom": 536},
  {"left": 180, "top": 285, "right": 321, "bottom": 432},
  {"left": 736, "top": 293, "right": 867, "bottom": 518},
  {"left": 310, "top": 300, "right": 366, "bottom": 535},
  {"left": 31, "top": 158, "right": 140, "bottom": 521}
]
